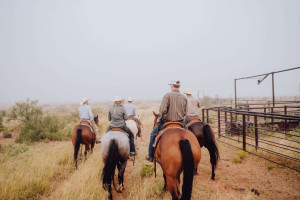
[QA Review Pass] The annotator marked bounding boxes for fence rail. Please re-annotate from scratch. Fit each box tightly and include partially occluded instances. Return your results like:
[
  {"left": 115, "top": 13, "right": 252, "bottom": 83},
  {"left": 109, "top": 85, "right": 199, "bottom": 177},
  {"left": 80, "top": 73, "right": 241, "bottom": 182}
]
[{"left": 202, "top": 107, "right": 300, "bottom": 172}]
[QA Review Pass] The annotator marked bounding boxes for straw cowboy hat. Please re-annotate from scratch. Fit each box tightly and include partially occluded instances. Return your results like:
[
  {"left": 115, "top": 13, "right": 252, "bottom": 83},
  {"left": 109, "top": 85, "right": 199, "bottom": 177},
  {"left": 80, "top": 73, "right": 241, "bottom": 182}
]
[
  {"left": 184, "top": 89, "right": 193, "bottom": 95},
  {"left": 168, "top": 77, "right": 180, "bottom": 86},
  {"left": 80, "top": 97, "right": 91, "bottom": 105},
  {"left": 112, "top": 96, "right": 122, "bottom": 102},
  {"left": 128, "top": 97, "right": 133, "bottom": 102}
]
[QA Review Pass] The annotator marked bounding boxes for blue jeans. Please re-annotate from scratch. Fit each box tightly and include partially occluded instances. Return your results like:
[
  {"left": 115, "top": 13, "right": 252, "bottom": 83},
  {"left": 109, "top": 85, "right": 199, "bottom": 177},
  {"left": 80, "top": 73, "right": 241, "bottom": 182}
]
[
  {"left": 148, "top": 119, "right": 187, "bottom": 159},
  {"left": 107, "top": 125, "right": 136, "bottom": 153},
  {"left": 185, "top": 116, "right": 200, "bottom": 124}
]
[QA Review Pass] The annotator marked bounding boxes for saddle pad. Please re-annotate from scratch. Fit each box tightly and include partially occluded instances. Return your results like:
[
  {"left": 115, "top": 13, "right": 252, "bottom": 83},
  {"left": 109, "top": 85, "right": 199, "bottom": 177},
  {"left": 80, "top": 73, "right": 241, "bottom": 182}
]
[
  {"left": 109, "top": 127, "right": 129, "bottom": 137},
  {"left": 79, "top": 121, "right": 95, "bottom": 134},
  {"left": 186, "top": 118, "right": 202, "bottom": 128},
  {"left": 125, "top": 120, "right": 138, "bottom": 136},
  {"left": 153, "top": 127, "right": 185, "bottom": 148},
  {"left": 162, "top": 121, "right": 184, "bottom": 129}
]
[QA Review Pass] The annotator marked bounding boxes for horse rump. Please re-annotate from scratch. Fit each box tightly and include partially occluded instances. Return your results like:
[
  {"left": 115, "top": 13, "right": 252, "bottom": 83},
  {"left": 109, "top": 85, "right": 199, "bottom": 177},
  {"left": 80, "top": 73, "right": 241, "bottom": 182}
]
[
  {"left": 102, "top": 139, "right": 119, "bottom": 199},
  {"left": 179, "top": 139, "right": 194, "bottom": 200}
]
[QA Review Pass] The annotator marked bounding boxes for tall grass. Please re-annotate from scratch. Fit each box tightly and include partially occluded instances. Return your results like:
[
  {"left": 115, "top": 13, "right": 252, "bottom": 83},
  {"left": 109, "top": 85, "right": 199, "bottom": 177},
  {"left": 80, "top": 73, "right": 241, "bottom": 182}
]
[{"left": 0, "top": 142, "right": 74, "bottom": 200}]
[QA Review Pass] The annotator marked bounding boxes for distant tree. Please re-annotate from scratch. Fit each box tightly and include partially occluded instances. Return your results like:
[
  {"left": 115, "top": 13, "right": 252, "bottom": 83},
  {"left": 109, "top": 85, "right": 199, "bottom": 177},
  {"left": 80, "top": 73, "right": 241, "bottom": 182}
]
[{"left": 9, "top": 99, "right": 43, "bottom": 128}]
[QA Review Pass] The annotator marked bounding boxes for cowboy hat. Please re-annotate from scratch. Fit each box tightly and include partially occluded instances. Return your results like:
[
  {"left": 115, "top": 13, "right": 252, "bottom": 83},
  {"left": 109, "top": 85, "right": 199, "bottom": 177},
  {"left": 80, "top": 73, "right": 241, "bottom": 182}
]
[
  {"left": 80, "top": 97, "right": 91, "bottom": 105},
  {"left": 184, "top": 89, "right": 193, "bottom": 95},
  {"left": 112, "top": 96, "right": 122, "bottom": 102},
  {"left": 128, "top": 97, "right": 133, "bottom": 102},
  {"left": 168, "top": 77, "right": 180, "bottom": 86}
]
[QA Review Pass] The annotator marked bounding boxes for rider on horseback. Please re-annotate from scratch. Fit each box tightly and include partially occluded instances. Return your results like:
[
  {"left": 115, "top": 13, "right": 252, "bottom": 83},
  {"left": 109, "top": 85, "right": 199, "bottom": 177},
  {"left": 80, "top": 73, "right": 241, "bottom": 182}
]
[
  {"left": 145, "top": 78, "right": 188, "bottom": 162},
  {"left": 184, "top": 88, "right": 201, "bottom": 124},
  {"left": 106, "top": 96, "right": 137, "bottom": 157},
  {"left": 124, "top": 97, "right": 136, "bottom": 117},
  {"left": 78, "top": 97, "right": 100, "bottom": 143}
]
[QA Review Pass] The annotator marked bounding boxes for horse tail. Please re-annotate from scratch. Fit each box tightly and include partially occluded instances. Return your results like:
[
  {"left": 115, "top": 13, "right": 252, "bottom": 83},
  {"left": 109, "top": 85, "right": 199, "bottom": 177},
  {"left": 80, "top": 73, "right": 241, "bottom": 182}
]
[
  {"left": 179, "top": 139, "right": 194, "bottom": 200},
  {"left": 102, "top": 139, "right": 118, "bottom": 198},
  {"left": 74, "top": 128, "right": 82, "bottom": 161},
  {"left": 203, "top": 124, "right": 220, "bottom": 180}
]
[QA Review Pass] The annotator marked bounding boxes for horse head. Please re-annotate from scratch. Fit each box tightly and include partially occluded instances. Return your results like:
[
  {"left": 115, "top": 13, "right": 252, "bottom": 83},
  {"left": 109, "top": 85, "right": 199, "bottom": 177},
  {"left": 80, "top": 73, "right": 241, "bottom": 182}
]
[
  {"left": 152, "top": 111, "right": 159, "bottom": 128},
  {"left": 94, "top": 115, "right": 99, "bottom": 126}
]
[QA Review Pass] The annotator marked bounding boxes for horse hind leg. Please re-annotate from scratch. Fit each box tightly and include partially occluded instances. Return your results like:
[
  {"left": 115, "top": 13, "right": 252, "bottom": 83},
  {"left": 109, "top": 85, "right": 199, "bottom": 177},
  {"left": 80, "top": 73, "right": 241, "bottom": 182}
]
[
  {"left": 117, "top": 160, "right": 127, "bottom": 192},
  {"left": 166, "top": 176, "right": 180, "bottom": 200}
]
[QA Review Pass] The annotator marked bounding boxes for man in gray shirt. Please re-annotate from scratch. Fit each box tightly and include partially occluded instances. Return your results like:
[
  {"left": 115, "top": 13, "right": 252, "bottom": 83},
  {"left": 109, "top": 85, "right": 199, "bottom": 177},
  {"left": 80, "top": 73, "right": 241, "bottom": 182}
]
[
  {"left": 78, "top": 97, "right": 100, "bottom": 143},
  {"left": 124, "top": 97, "right": 136, "bottom": 117},
  {"left": 145, "top": 78, "right": 188, "bottom": 162}
]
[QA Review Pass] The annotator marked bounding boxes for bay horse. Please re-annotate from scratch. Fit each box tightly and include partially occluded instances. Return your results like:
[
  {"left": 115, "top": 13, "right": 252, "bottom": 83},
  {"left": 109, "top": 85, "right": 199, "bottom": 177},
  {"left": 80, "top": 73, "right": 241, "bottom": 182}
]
[
  {"left": 153, "top": 112, "right": 201, "bottom": 200},
  {"left": 72, "top": 115, "right": 98, "bottom": 169},
  {"left": 187, "top": 118, "right": 219, "bottom": 180},
  {"left": 101, "top": 130, "right": 130, "bottom": 200}
]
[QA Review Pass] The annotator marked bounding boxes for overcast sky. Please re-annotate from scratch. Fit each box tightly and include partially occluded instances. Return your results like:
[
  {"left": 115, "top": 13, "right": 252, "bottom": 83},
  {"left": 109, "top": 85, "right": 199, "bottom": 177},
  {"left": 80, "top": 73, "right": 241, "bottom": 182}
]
[{"left": 0, "top": 0, "right": 299, "bottom": 104}]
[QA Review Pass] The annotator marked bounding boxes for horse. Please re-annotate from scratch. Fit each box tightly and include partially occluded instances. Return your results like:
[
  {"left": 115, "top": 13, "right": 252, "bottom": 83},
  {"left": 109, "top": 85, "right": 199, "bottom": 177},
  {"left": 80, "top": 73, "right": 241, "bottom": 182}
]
[
  {"left": 187, "top": 118, "right": 219, "bottom": 180},
  {"left": 101, "top": 130, "right": 131, "bottom": 200},
  {"left": 72, "top": 115, "right": 99, "bottom": 169},
  {"left": 153, "top": 112, "right": 201, "bottom": 200}
]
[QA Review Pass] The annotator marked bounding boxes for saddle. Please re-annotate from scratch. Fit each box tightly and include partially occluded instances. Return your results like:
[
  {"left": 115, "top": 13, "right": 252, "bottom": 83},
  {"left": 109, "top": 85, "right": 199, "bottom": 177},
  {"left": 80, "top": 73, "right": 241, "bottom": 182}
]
[
  {"left": 153, "top": 122, "right": 185, "bottom": 148},
  {"left": 79, "top": 121, "right": 95, "bottom": 134},
  {"left": 109, "top": 127, "right": 129, "bottom": 137},
  {"left": 186, "top": 118, "right": 201, "bottom": 128}
]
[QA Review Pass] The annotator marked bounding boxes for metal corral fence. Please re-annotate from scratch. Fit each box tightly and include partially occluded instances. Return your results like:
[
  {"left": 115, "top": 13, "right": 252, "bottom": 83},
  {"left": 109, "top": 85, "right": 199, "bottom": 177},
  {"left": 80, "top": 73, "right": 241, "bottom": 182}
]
[{"left": 202, "top": 107, "right": 300, "bottom": 172}]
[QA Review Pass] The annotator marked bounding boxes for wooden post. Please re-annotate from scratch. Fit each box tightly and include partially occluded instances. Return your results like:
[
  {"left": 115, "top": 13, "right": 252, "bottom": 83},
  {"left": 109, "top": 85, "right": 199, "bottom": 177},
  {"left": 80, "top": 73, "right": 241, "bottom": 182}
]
[
  {"left": 206, "top": 109, "right": 209, "bottom": 124},
  {"left": 202, "top": 108, "right": 205, "bottom": 122},
  {"left": 225, "top": 110, "right": 228, "bottom": 135},
  {"left": 284, "top": 106, "right": 287, "bottom": 133}
]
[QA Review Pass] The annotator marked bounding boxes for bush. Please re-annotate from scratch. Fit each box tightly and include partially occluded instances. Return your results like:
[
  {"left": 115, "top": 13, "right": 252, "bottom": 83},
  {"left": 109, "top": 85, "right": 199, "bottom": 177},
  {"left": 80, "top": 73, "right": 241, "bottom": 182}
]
[
  {"left": 267, "top": 164, "right": 276, "bottom": 170},
  {"left": 9, "top": 99, "right": 69, "bottom": 143},
  {"left": 140, "top": 164, "right": 154, "bottom": 177},
  {"left": 233, "top": 151, "right": 248, "bottom": 164},
  {"left": 0, "top": 110, "right": 6, "bottom": 131}
]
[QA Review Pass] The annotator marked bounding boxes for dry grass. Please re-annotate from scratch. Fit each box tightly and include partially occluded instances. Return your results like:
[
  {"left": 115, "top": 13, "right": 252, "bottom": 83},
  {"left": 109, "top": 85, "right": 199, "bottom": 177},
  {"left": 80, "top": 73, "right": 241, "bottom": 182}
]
[{"left": 0, "top": 101, "right": 299, "bottom": 200}]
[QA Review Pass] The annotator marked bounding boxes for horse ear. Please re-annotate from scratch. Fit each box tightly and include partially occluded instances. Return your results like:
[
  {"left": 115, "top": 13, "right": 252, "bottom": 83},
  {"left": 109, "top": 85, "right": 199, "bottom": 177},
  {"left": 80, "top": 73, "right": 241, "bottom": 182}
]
[{"left": 153, "top": 111, "right": 158, "bottom": 117}]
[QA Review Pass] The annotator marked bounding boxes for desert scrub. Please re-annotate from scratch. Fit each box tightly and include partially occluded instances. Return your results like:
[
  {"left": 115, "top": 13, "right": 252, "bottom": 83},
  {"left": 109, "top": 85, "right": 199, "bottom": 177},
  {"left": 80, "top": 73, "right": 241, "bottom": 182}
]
[
  {"left": 140, "top": 164, "right": 154, "bottom": 177},
  {"left": 267, "top": 163, "right": 276, "bottom": 170},
  {"left": 233, "top": 151, "right": 248, "bottom": 164},
  {"left": 0, "top": 144, "right": 29, "bottom": 163}
]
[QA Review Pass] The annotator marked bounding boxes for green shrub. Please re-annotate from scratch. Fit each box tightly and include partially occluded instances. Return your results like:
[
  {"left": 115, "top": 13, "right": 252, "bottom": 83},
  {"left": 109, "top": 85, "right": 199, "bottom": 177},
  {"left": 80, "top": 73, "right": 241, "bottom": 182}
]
[
  {"left": 237, "top": 151, "right": 248, "bottom": 160},
  {"left": 233, "top": 156, "right": 241, "bottom": 163},
  {"left": 140, "top": 164, "right": 154, "bottom": 177},
  {"left": 267, "top": 164, "right": 276, "bottom": 170},
  {"left": 233, "top": 151, "right": 248, "bottom": 164},
  {"left": 0, "top": 110, "right": 6, "bottom": 131},
  {"left": 9, "top": 99, "right": 68, "bottom": 143}
]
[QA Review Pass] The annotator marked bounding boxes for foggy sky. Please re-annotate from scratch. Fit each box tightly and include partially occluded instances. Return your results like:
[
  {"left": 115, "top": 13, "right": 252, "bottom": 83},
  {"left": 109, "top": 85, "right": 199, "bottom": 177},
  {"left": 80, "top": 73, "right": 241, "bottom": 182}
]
[{"left": 0, "top": 0, "right": 299, "bottom": 104}]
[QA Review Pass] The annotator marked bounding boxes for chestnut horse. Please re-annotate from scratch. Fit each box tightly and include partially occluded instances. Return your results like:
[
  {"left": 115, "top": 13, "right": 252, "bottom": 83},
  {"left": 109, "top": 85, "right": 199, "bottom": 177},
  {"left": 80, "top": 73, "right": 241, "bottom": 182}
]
[
  {"left": 72, "top": 115, "right": 98, "bottom": 169},
  {"left": 187, "top": 119, "right": 219, "bottom": 180},
  {"left": 153, "top": 112, "right": 201, "bottom": 200}
]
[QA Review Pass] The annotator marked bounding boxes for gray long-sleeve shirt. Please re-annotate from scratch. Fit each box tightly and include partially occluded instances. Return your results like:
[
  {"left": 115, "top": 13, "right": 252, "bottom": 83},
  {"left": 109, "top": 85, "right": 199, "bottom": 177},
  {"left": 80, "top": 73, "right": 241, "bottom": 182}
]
[
  {"left": 108, "top": 105, "right": 128, "bottom": 127},
  {"left": 186, "top": 96, "right": 200, "bottom": 117},
  {"left": 78, "top": 104, "right": 94, "bottom": 122},
  {"left": 124, "top": 103, "right": 136, "bottom": 116},
  {"left": 158, "top": 88, "right": 187, "bottom": 121}
]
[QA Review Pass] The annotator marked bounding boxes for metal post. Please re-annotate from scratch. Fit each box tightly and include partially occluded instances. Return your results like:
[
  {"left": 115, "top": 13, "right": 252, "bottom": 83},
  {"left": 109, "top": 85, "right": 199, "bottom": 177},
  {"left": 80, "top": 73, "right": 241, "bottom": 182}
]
[
  {"left": 272, "top": 72, "right": 275, "bottom": 107},
  {"left": 225, "top": 110, "right": 228, "bottom": 135},
  {"left": 284, "top": 106, "right": 287, "bottom": 133},
  {"left": 271, "top": 107, "right": 274, "bottom": 124},
  {"left": 234, "top": 79, "right": 237, "bottom": 108},
  {"left": 202, "top": 108, "right": 205, "bottom": 122},
  {"left": 254, "top": 115, "right": 258, "bottom": 150},
  {"left": 264, "top": 107, "right": 267, "bottom": 120},
  {"left": 206, "top": 109, "right": 209, "bottom": 124},
  {"left": 218, "top": 109, "right": 221, "bottom": 137},
  {"left": 242, "top": 114, "right": 246, "bottom": 151}
]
